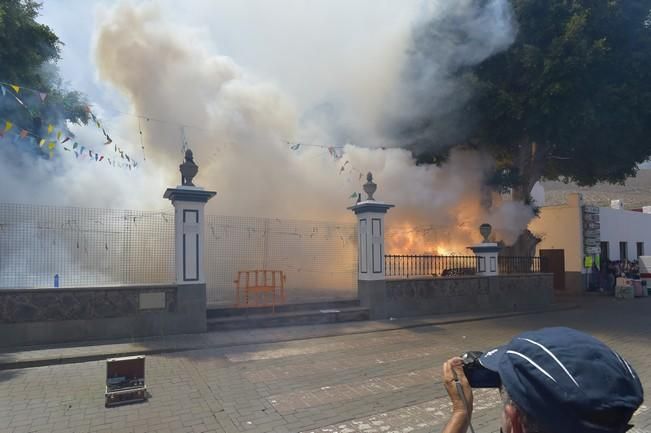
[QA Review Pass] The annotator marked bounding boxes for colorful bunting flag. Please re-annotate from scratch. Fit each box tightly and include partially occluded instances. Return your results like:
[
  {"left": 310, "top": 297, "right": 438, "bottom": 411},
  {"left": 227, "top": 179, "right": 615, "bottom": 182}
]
[
  {"left": 19, "top": 129, "right": 28, "bottom": 139},
  {"left": 39, "top": 92, "right": 47, "bottom": 102},
  {"left": 47, "top": 124, "right": 54, "bottom": 134},
  {"left": 0, "top": 86, "right": 5, "bottom": 97},
  {"left": 56, "top": 131, "right": 62, "bottom": 141},
  {"left": 99, "top": 156, "right": 104, "bottom": 162},
  {"left": 10, "top": 84, "right": 20, "bottom": 93},
  {"left": 73, "top": 142, "right": 78, "bottom": 149},
  {"left": 39, "top": 139, "right": 45, "bottom": 147},
  {"left": 61, "top": 137, "right": 70, "bottom": 144},
  {"left": 290, "top": 143, "right": 301, "bottom": 151},
  {"left": 4, "top": 121, "right": 13, "bottom": 133},
  {"left": 48, "top": 142, "right": 55, "bottom": 150}
]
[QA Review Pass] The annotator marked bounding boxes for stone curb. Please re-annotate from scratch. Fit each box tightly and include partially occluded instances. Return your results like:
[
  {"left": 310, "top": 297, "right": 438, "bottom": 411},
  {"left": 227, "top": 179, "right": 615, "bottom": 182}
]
[{"left": 0, "top": 304, "right": 578, "bottom": 371}]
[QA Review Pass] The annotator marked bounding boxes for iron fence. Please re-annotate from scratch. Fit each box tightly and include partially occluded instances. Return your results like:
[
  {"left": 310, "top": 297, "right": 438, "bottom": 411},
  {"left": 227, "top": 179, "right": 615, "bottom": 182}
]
[
  {"left": 498, "top": 256, "right": 545, "bottom": 274},
  {"left": 385, "top": 255, "right": 545, "bottom": 278},
  {"left": 385, "top": 255, "right": 479, "bottom": 278},
  {"left": 0, "top": 203, "right": 175, "bottom": 288}
]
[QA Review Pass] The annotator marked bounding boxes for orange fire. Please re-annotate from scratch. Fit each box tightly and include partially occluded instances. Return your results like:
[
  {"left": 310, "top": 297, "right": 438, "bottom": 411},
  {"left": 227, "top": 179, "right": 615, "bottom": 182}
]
[{"left": 386, "top": 224, "right": 468, "bottom": 256}]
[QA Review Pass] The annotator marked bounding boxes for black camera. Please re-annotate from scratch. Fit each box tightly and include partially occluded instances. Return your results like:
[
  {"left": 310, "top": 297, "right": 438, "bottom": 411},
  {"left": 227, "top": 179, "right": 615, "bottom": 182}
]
[{"left": 461, "top": 351, "right": 501, "bottom": 388}]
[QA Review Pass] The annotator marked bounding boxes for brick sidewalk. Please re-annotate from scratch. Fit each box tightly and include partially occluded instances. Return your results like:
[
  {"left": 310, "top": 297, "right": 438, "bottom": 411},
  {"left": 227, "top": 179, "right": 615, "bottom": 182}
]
[{"left": 0, "top": 297, "right": 649, "bottom": 433}]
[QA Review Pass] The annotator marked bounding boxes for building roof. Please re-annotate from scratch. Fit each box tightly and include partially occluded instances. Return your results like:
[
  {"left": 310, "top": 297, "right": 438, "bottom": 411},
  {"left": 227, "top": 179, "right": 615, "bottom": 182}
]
[{"left": 542, "top": 170, "right": 651, "bottom": 210}]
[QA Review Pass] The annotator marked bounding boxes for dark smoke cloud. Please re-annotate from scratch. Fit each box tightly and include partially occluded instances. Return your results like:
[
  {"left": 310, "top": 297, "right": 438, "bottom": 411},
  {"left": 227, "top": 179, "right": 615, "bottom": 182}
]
[{"left": 383, "top": 0, "right": 516, "bottom": 158}]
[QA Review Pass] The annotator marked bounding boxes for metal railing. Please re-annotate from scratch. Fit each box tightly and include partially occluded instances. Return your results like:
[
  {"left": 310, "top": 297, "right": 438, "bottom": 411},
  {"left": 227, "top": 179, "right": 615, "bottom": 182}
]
[
  {"left": 385, "top": 255, "right": 546, "bottom": 278},
  {"left": 498, "top": 256, "right": 545, "bottom": 274},
  {"left": 385, "top": 255, "right": 479, "bottom": 278}
]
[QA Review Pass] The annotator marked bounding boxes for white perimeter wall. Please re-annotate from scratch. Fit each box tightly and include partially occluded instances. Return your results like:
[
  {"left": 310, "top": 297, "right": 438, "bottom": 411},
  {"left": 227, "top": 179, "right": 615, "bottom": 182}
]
[{"left": 599, "top": 208, "right": 651, "bottom": 261}]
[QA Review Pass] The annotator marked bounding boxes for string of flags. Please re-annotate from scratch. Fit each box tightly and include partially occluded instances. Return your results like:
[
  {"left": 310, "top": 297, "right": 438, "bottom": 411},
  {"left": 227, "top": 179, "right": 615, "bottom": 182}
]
[
  {"left": 287, "top": 141, "right": 366, "bottom": 199},
  {"left": 0, "top": 117, "right": 138, "bottom": 169},
  {"left": 0, "top": 80, "right": 138, "bottom": 169}
]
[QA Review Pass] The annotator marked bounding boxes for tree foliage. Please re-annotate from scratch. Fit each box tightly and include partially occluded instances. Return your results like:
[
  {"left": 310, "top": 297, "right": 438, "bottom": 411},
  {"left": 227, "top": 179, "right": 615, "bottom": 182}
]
[
  {"left": 414, "top": 0, "right": 651, "bottom": 199},
  {"left": 0, "top": 0, "right": 87, "bottom": 138}
]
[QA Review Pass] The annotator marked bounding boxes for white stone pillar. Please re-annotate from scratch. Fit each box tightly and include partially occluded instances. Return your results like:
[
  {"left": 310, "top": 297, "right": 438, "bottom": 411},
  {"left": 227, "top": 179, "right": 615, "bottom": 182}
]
[
  {"left": 469, "top": 243, "right": 500, "bottom": 276},
  {"left": 348, "top": 173, "right": 394, "bottom": 320},
  {"left": 348, "top": 173, "right": 394, "bottom": 280},
  {"left": 164, "top": 163, "right": 216, "bottom": 285},
  {"left": 348, "top": 203, "right": 394, "bottom": 279}
]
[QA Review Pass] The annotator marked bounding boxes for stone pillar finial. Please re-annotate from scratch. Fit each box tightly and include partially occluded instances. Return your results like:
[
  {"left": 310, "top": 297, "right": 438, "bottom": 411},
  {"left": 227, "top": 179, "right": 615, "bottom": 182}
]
[
  {"left": 363, "top": 172, "right": 377, "bottom": 201},
  {"left": 180, "top": 149, "right": 199, "bottom": 186},
  {"left": 479, "top": 223, "right": 492, "bottom": 243}
]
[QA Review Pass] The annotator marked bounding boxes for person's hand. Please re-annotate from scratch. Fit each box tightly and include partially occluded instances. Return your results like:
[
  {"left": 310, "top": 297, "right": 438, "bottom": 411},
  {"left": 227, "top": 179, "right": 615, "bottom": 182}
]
[{"left": 442, "top": 357, "right": 473, "bottom": 417}]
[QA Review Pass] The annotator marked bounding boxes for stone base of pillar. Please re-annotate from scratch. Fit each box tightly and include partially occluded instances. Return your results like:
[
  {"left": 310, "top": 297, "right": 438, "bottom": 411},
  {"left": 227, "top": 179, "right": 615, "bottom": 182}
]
[
  {"left": 176, "top": 283, "right": 208, "bottom": 333},
  {"left": 358, "top": 279, "right": 388, "bottom": 320}
]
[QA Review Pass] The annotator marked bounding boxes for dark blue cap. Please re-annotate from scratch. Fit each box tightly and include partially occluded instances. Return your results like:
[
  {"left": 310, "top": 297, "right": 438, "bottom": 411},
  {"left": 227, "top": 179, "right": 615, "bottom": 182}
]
[{"left": 479, "top": 327, "right": 644, "bottom": 433}]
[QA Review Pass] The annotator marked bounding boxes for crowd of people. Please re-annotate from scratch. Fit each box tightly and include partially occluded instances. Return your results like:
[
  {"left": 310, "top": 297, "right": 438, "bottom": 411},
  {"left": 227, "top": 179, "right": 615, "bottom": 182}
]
[{"left": 594, "top": 258, "right": 641, "bottom": 292}]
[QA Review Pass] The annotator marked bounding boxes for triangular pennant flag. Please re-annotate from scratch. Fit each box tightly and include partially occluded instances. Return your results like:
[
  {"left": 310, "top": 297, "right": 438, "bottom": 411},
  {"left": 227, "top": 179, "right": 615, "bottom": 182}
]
[
  {"left": 74, "top": 151, "right": 79, "bottom": 158},
  {"left": 80, "top": 146, "right": 85, "bottom": 154},
  {"left": 39, "top": 92, "right": 47, "bottom": 102},
  {"left": 48, "top": 141, "right": 56, "bottom": 150},
  {"left": 4, "top": 121, "right": 13, "bottom": 133},
  {"left": 61, "top": 137, "right": 70, "bottom": 144},
  {"left": 56, "top": 131, "right": 62, "bottom": 141},
  {"left": 89, "top": 150, "right": 93, "bottom": 158},
  {"left": 63, "top": 147, "right": 70, "bottom": 152},
  {"left": 47, "top": 124, "right": 54, "bottom": 134},
  {"left": 0, "top": 85, "right": 5, "bottom": 97},
  {"left": 95, "top": 153, "right": 98, "bottom": 161},
  {"left": 99, "top": 155, "right": 104, "bottom": 162},
  {"left": 10, "top": 84, "right": 20, "bottom": 93},
  {"left": 19, "top": 129, "right": 28, "bottom": 139},
  {"left": 290, "top": 143, "right": 301, "bottom": 151},
  {"left": 95, "top": 120, "right": 101, "bottom": 129},
  {"left": 125, "top": 155, "right": 130, "bottom": 162},
  {"left": 39, "top": 138, "right": 45, "bottom": 147},
  {"left": 73, "top": 142, "right": 78, "bottom": 149},
  {"left": 133, "top": 161, "right": 138, "bottom": 168},
  {"left": 104, "top": 138, "right": 112, "bottom": 145}
]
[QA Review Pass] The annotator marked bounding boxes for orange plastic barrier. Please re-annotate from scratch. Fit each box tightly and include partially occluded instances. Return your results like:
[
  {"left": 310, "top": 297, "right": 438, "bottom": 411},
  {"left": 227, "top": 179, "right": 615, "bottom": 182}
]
[{"left": 234, "top": 270, "right": 286, "bottom": 311}]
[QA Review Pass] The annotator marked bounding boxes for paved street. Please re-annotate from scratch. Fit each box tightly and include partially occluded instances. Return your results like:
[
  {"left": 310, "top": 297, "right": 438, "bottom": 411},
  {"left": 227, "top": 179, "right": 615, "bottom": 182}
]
[{"left": 0, "top": 297, "right": 650, "bottom": 433}]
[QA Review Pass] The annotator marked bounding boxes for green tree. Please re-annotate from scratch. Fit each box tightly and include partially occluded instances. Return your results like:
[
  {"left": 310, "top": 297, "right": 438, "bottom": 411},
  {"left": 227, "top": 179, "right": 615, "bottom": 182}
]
[
  {"left": 415, "top": 0, "right": 651, "bottom": 201},
  {"left": 0, "top": 0, "right": 87, "bottom": 140}
]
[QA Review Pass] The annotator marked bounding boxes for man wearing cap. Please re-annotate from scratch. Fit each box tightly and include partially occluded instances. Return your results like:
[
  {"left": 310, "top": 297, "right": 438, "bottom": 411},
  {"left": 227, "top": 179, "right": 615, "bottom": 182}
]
[{"left": 441, "top": 327, "right": 644, "bottom": 433}]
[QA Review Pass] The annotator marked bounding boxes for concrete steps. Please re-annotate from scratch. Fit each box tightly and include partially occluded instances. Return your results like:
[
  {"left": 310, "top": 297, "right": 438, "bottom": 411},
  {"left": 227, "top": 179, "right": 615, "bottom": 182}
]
[{"left": 207, "top": 299, "right": 369, "bottom": 331}]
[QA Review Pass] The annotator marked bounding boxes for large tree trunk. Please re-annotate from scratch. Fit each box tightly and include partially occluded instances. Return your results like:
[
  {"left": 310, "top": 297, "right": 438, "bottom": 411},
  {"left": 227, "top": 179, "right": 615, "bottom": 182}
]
[{"left": 511, "top": 141, "right": 547, "bottom": 203}]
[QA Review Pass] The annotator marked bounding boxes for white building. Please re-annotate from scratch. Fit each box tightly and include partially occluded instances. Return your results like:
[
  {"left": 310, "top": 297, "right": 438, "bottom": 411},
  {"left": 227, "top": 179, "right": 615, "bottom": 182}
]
[{"left": 528, "top": 193, "right": 651, "bottom": 292}]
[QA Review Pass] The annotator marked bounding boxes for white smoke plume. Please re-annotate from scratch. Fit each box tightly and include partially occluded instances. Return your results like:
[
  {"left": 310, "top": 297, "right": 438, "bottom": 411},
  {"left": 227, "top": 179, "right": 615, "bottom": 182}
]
[{"left": 1, "top": 0, "right": 530, "bottom": 255}]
